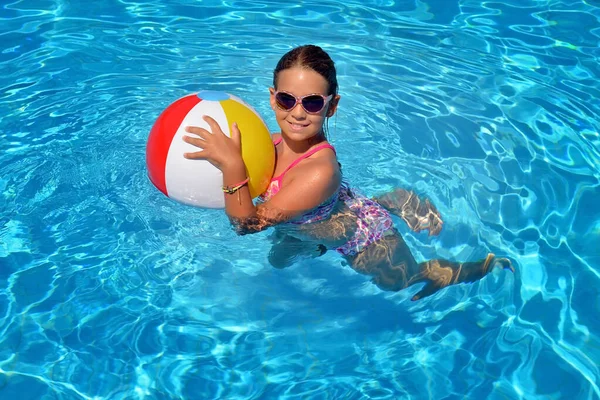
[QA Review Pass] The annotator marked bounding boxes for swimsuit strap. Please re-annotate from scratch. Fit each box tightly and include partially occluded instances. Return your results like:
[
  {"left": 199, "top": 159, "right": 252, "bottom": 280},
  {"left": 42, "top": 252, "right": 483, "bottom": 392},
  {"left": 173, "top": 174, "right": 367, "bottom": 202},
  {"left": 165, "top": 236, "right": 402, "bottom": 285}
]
[{"left": 273, "top": 141, "right": 336, "bottom": 180}]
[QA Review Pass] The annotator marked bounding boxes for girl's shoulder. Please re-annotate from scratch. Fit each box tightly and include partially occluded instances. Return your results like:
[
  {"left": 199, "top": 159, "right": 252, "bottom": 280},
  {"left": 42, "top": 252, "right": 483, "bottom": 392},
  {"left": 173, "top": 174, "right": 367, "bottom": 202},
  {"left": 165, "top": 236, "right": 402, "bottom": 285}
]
[{"left": 287, "top": 143, "right": 341, "bottom": 184}]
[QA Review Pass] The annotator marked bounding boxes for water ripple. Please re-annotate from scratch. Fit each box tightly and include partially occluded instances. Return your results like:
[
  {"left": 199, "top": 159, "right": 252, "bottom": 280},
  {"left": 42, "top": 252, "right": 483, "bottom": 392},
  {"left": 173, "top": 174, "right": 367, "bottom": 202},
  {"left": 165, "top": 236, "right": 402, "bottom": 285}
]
[{"left": 1, "top": 0, "right": 600, "bottom": 398}]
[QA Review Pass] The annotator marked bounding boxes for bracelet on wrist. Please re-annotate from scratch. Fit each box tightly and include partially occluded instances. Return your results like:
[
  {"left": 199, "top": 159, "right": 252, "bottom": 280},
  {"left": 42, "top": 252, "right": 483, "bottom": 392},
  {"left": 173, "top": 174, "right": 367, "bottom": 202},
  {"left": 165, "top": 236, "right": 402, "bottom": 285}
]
[{"left": 222, "top": 177, "right": 249, "bottom": 204}]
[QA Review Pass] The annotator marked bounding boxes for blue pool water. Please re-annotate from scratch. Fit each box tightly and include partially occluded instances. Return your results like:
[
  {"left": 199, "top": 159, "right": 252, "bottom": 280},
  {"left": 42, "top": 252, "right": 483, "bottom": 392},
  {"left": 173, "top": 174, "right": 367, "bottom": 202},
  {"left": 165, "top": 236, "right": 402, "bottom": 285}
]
[{"left": 1, "top": 0, "right": 600, "bottom": 398}]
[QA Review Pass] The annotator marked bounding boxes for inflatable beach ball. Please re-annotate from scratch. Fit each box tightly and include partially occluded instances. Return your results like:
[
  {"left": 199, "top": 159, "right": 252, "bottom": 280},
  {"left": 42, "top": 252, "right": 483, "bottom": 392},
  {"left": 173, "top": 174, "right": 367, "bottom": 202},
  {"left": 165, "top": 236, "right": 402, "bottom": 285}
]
[{"left": 146, "top": 91, "right": 275, "bottom": 208}]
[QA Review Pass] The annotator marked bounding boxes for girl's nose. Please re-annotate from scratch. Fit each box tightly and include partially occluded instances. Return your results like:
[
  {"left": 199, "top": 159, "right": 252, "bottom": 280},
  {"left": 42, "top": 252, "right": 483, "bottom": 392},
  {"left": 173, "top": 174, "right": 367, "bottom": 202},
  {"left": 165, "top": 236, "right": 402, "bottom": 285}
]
[{"left": 290, "top": 102, "right": 307, "bottom": 118}]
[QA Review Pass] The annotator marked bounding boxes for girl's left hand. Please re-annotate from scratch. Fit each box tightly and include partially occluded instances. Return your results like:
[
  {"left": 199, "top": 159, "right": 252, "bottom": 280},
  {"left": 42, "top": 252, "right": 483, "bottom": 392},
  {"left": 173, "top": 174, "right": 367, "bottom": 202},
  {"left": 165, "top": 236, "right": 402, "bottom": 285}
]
[{"left": 182, "top": 115, "right": 243, "bottom": 171}]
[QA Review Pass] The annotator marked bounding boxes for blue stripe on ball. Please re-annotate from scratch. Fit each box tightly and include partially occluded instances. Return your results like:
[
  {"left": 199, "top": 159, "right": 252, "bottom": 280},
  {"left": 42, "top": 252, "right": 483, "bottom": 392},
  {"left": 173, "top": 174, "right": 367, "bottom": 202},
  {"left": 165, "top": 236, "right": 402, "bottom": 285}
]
[{"left": 197, "top": 91, "right": 230, "bottom": 101}]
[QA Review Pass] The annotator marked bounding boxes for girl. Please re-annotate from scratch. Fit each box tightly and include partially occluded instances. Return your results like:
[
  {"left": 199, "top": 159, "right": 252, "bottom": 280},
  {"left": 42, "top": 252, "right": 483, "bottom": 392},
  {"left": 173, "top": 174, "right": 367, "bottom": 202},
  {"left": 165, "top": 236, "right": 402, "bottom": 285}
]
[{"left": 183, "top": 45, "right": 513, "bottom": 301}]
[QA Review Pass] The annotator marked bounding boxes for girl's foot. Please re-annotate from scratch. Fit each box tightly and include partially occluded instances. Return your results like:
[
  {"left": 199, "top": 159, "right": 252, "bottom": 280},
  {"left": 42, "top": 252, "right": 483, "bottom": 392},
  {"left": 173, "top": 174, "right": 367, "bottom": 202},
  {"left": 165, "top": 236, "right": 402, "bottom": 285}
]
[
  {"left": 455, "top": 253, "right": 515, "bottom": 284},
  {"left": 411, "top": 253, "right": 515, "bottom": 300}
]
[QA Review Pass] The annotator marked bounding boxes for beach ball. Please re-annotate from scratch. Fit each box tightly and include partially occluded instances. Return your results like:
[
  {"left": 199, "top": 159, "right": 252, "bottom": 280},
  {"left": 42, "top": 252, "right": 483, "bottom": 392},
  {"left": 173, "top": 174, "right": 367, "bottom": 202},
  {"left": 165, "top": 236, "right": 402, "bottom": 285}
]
[{"left": 146, "top": 90, "right": 275, "bottom": 208}]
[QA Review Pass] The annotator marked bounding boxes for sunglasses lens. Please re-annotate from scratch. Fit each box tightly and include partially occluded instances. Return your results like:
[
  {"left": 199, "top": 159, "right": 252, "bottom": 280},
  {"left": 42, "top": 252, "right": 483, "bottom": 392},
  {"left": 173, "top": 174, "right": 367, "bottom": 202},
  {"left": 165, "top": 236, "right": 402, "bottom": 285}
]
[
  {"left": 275, "top": 92, "right": 296, "bottom": 110},
  {"left": 302, "top": 96, "right": 325, "bottom": 113}
]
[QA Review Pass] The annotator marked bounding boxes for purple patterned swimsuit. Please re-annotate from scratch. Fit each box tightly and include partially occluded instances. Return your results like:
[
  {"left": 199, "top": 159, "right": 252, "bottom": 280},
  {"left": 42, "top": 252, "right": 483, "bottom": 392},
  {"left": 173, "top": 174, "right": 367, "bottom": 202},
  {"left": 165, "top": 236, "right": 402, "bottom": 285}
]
[
  {"left": 260, "top": 138, "right": 394, "bottom": 257},
  {"left": 334, "top": 183, "right": 394, "bottom": 257}
]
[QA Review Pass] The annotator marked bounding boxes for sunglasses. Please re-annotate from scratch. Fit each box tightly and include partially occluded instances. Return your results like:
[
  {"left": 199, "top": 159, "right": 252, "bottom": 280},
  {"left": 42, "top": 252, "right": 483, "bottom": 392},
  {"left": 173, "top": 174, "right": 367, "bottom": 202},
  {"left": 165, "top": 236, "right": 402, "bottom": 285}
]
[{"left": 274, "top": 90, "right": 333, "bottom": 114}]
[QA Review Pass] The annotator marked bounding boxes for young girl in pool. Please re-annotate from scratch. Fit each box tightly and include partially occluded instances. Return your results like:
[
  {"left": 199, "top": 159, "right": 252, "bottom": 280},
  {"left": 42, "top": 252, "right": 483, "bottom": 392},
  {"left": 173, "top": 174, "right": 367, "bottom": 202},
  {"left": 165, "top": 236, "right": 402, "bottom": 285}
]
[{"left": 183, "top": 45, "right": 513, "bottom": 301}]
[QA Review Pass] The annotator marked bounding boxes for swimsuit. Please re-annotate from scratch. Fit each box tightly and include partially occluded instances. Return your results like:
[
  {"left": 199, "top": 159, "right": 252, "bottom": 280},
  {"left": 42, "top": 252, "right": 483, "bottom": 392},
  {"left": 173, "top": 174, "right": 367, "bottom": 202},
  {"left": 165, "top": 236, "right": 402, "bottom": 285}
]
[
  {"left": 334, "top": 187, "right": 394, "bottom": 257},
  {"left": 260, "top": 137, "right": 394, "bottom": 257},
  {"left": 259, "top": 137, "right": 338, "bottom": 224}
]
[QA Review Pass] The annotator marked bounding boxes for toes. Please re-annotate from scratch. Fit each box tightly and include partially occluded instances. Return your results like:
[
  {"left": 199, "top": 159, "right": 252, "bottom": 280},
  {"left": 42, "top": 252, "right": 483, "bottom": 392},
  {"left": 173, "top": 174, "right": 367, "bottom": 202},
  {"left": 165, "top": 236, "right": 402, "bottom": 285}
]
[{"left": 495, "top": 257, "right": 515, "bottom": 273}]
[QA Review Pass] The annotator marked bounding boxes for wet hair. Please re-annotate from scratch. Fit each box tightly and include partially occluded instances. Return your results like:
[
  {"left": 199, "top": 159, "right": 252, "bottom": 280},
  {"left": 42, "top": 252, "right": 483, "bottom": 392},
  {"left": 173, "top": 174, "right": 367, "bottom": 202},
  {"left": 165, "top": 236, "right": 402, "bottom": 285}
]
[{"left": 273, "top": 45, "right": 338, "bottom": 96}]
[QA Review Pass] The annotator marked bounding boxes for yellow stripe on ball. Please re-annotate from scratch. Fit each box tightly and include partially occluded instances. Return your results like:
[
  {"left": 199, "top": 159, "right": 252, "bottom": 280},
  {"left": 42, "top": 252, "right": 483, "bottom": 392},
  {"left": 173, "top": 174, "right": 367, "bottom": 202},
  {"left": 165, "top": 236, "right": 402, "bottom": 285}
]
[{"left": 221, "top": 98, "right": 275, "bottom": 198}]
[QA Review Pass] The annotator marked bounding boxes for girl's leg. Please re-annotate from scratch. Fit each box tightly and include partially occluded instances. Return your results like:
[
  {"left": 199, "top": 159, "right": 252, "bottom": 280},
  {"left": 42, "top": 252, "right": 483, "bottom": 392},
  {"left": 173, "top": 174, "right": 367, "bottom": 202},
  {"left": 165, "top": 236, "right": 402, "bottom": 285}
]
[
  {"left": 374, "top": 189, "right": 443, "bottom": 236},
  {"left": 409, "top": 254, "right": 514, "bottom": 300},
  {"left": 348, "top": 230, "right": 513, "bottom": 300}
]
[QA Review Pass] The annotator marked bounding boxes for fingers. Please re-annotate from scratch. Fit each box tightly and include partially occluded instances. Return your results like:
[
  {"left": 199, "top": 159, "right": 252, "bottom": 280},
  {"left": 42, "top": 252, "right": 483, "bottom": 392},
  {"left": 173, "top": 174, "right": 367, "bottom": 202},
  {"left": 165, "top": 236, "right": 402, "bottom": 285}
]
[
  {"left": 183, "top": 126, "right": 210, "bottom": 159},
  {"left": 183, "top": 116, "right": 230, "bottom": 149},
  {"left": 202, "top": 115, "right": 225, "bottom": 136},
  {"left": 183, "top": 151, "right": 206, "bottom": 160},
  {"left": 184, "top": 114, "right": 225, "bottom": 139},
  {"left": 181, "top": 116, "right": 240, "bottom": 163},
  {"left": 182, "top": 134, "right": 208, "bottom": 159},
  {"left": 184, "top": 125, "right": 211, "bottom": 139},
  {"left": 182, "top": 124, "right": 213, "bottom": 158},
  {"left": 230, "top": 122, "right": 242, "bottom": 149}
]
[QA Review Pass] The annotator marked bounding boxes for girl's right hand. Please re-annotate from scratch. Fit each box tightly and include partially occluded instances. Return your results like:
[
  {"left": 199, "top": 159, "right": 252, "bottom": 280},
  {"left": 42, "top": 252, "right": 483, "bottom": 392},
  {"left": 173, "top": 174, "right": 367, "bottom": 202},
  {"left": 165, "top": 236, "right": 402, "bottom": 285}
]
[{"left": 182, "top": 115, "right": 245, "bottom": 174}]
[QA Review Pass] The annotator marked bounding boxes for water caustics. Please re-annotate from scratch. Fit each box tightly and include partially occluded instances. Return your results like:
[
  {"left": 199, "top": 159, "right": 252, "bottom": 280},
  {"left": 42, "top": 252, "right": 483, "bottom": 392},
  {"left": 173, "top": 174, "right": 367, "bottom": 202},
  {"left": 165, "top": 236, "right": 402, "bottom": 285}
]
[{"left": 1, "top": 0, "right": 599, "bottom": 399}]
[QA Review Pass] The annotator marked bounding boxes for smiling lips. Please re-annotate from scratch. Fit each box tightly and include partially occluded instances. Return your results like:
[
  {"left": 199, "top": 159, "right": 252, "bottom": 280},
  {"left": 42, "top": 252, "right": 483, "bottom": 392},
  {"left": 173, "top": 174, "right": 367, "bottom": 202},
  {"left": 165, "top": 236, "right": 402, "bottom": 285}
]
[{"left": 288, "top": 121, "right": 308, "bottom": 131}]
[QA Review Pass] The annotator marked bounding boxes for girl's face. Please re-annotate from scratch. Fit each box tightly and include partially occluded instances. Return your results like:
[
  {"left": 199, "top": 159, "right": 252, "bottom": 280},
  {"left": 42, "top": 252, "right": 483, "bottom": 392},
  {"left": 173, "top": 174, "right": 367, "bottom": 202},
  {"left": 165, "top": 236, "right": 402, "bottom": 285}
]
[{"left": 269, "top": 67, "right": 338, "bottom": 143}]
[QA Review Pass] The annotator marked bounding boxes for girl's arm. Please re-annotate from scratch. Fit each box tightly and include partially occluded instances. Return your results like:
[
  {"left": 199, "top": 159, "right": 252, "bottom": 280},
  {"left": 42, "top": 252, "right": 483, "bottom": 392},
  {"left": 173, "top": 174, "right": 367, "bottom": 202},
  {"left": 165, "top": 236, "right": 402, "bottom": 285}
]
[
  {"left": 183, "top": 116, "right": 340, "bottom": 234},
  {"left": 222, "top": 157, "right": 341, "bottom": 234}
]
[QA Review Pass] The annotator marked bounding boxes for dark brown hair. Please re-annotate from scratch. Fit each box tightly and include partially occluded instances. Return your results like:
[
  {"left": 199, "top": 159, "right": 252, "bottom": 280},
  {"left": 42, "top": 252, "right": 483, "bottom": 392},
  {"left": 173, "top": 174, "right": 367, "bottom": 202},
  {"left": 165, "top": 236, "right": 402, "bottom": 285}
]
[{"left": 273, "top": 45, "right": 338, "bottom": 96}]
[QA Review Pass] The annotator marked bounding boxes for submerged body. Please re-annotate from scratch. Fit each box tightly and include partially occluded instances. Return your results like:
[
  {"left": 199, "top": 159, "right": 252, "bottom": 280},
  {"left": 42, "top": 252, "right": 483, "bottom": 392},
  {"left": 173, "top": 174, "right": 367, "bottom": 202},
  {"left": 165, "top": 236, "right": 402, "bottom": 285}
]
[{"left": 260, "top": 136, "right": 512, "bottom": 300}]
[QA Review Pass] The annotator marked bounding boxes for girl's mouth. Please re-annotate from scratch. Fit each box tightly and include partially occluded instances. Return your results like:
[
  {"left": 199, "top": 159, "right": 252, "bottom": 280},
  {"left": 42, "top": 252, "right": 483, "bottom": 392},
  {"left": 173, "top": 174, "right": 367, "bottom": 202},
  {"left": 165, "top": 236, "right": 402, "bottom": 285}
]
[{"left": 288, "top": 121, "right": 308, "bottom": 131}]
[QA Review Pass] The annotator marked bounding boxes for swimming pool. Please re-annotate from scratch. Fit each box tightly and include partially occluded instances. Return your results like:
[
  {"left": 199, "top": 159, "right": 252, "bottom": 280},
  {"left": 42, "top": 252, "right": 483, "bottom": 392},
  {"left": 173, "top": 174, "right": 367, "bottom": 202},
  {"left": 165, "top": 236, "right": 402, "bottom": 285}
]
[{"left": 1, "top": 0, "right": 599, "bottom": 398}]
